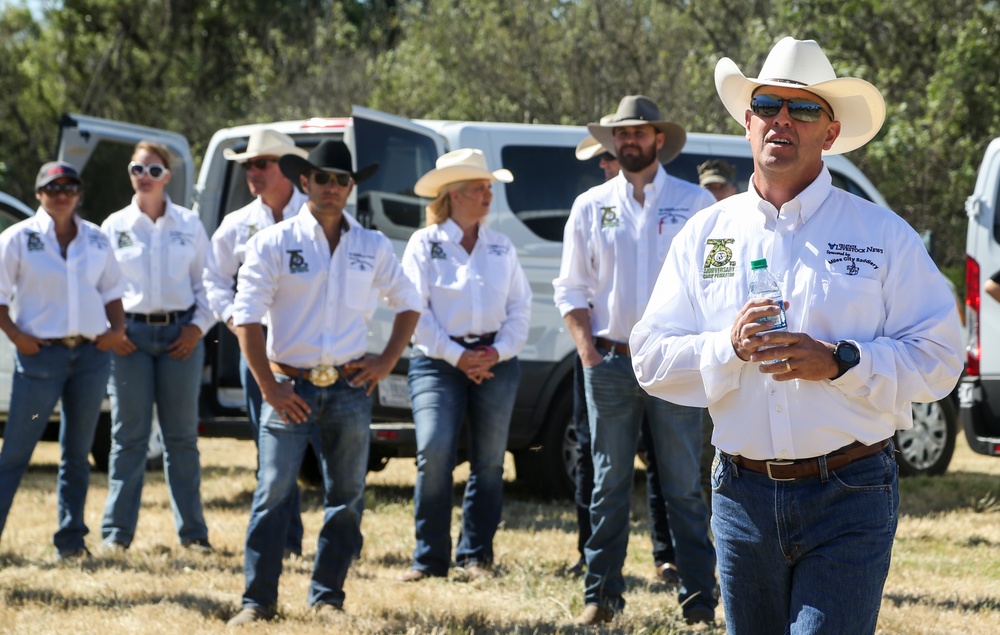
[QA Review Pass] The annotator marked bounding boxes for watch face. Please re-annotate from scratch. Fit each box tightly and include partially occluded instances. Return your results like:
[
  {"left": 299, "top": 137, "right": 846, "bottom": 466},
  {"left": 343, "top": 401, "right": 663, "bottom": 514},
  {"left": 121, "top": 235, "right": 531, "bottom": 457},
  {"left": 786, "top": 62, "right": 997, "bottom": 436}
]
[{"left": 838, "top": 343, "right": 860, "bottom": 365}]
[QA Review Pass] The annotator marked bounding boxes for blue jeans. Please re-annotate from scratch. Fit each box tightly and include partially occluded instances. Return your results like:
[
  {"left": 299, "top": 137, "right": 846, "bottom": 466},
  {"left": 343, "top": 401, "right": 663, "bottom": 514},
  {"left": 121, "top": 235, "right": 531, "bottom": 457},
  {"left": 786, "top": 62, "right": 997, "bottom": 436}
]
[
  {"left": 242, "top": 374, "right": 371, "bottom": 612},
  {"left": 641, "top": 416, "right": 676, "bottom": 567},
  {"left": 102, "top": 318, "right": 208, "bottom": 546},
  {"left": 712, "top": 443, "right": 898, "bottom": 634},
  {"left": 240, "top": 353, "right": 304, "bottom": 555},
  {"left": 408, "top": 354, "right": 520, "bottom": 575},
  {"left": 0, "top": 343, "right": 110, "bottom": 553},
  {"left": 582, "top": 350, "right": 716, "bottom": 613}
]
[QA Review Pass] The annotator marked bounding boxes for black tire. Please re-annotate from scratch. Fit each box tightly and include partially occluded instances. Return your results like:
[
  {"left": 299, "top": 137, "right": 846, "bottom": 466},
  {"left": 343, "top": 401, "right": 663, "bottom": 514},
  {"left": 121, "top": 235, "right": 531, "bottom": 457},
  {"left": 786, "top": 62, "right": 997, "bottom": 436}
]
[
  {"left": 91, "top": 412, "right": 112, "bottom": 472},
  {"left": 896, "top": 397, "right": 957, "bottom": 477},
  {"left": 513, "top": 389, "right": 576, "bottom": 500}
]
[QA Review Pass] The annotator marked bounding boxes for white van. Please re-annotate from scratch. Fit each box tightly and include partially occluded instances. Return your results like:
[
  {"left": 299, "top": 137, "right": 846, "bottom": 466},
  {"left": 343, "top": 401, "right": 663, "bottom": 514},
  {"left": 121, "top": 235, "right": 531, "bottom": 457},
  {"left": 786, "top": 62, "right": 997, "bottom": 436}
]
[
  {"left": 960, "top": 137, "right": 1000, "bottom": 458},
  {"left": 51, "top": 107, "right": 953, "bottom": 494}
]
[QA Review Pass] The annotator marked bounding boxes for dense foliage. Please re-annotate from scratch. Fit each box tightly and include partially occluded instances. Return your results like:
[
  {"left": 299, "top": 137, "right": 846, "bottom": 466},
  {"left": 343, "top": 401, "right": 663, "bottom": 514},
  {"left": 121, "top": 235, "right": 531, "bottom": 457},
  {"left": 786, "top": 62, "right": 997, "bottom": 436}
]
[{"left": 2, "top": 0, "right": 998, "bottom": 272}]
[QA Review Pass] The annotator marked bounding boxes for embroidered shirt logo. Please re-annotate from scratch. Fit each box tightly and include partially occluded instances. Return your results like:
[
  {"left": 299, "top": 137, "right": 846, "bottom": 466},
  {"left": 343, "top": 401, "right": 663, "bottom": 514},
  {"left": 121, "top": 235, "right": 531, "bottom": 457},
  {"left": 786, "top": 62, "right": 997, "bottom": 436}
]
[
  {"left": 348, "top": 251, "right": 375, "bottom": 271},
  {"left": 702, "top": 238, "right": 737, "bottom": 279},
  {"left": 117, "top": 231, "right": 134, "bottom": 248},
  {"left": 429, "top": 241, "right": 446, "bottom": 259},
  {"left": 825, "top": 242, "right": 882, "bottom": 274},
  {"left": 26, "top": 231, "right": 44, "bottom": 252},
  {"left": 486, "top": 243, "right": 509, "bottom": 256},
  {"left": 600, "top": 206, "right": 620, "bottom": 229},
  {"left": 287, "top": 249, "right": 308, "bottom": 273},
  {"left": 246, "top": 223, "right": 260, "bottom": 239},
  {"left": 169, "top": 230, "right": 193, "bottom": 247}
]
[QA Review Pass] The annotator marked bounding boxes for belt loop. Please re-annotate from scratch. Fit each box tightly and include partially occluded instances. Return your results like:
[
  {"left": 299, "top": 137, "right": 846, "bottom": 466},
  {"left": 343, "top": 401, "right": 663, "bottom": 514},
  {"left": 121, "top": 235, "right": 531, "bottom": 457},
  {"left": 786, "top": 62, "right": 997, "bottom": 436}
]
[{"left": 818, "top": 455, "right": 830, "bottom": 483}]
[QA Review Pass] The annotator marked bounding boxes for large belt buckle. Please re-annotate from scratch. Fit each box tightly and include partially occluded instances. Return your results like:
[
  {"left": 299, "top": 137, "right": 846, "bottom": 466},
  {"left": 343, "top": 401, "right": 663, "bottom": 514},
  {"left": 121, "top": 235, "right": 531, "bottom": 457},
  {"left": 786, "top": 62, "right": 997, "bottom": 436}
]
[
  {"left": 462, "top": 335, "right": 481, "bottom": 344},
  {"left": 62, "top": 335, "right": 85, "bottom": 349},
  {"left": 147, "top": 313, "right": 170, "bottom": 326},
  {"left": 308, "top": 364, "right": 339, "bottom": 387},
  {"left": 765, "top": 460, "right": 796, "bottom": 481}
]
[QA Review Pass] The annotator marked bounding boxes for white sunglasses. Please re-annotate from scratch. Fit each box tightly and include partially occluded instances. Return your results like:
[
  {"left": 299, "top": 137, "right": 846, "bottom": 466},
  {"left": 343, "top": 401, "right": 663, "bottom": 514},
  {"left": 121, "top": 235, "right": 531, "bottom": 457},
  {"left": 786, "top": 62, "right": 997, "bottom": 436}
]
[{"left": 128, "top": 162, "right": 170, "bottom": 180}]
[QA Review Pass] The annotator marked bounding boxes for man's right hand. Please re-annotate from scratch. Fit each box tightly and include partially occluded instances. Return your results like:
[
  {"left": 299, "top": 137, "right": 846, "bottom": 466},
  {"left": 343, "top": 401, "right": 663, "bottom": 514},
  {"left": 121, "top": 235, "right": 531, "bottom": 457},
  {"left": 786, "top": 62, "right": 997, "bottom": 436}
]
[
  {"left": 579, "top": 343, "right": 605, "bottom": 368},
  {"left": 261, "top": 380, "right": 311, "bottom": 424},
  {"left": 731, "top": 298, "right": 790, "bottom": 361},
  {"left": 11, "top": 331, "right": 45, "bottom": 356}
]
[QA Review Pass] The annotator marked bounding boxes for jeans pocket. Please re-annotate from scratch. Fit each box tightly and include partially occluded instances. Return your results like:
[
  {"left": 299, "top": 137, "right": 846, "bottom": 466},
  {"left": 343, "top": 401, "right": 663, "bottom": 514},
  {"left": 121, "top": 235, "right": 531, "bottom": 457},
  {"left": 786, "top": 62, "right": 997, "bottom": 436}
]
[
  {"left": 711, "top": 452, "right": 732, "bottom": 492},
  {"left": 830, "top": 449, "right": 894, "bottom": 493}
]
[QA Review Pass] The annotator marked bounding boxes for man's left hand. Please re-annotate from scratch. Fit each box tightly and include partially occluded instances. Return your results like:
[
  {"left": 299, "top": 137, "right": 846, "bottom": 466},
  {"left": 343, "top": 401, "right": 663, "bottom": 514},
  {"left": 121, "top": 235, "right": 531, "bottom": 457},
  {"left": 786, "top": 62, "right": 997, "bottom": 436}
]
[
  {"left": 750, "top": 330, "right": 838, "bottom": 381},
  {"left": 344, "top": 353, "right": 394, "bottom": 396},
  {"left": 167, "top": 324, "right": 203, "bottom": 360}
]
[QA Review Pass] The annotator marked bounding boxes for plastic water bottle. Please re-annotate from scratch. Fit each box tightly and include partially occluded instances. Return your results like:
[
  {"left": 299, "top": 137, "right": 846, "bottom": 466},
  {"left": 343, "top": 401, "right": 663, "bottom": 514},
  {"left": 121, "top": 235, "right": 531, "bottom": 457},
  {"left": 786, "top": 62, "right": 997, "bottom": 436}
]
[{"left": 748, "top": 258, "right": 787, "bottom": 364}]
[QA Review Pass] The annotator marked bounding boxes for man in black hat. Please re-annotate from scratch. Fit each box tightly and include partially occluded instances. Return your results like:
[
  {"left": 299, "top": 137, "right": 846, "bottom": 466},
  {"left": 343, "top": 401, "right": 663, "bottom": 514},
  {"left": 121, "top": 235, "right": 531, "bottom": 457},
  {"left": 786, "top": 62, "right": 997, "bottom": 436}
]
[
  {"left": 226, "top": 140, "right": 420, "bottom": 625},
  {"left": 553, "top": 96, "right": 718, "bottom": 625}
]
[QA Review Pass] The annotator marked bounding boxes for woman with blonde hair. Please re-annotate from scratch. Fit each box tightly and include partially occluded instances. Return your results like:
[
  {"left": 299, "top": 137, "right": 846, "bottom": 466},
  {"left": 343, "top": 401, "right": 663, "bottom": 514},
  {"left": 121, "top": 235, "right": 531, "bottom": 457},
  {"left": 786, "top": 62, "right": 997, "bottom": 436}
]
[
  {"left": 100, "top": 140, "right": 215, "bottom": 552},
  {"left": 399, "top": 149, "right": 531, "bottom": 581}
]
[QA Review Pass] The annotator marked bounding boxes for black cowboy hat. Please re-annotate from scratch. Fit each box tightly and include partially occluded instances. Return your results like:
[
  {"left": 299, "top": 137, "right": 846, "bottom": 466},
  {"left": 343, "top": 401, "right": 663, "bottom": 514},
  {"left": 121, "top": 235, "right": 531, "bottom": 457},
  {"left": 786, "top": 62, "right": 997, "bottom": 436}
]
[{"left": 279, "top": 140, "right": 379, "bottom": 188}]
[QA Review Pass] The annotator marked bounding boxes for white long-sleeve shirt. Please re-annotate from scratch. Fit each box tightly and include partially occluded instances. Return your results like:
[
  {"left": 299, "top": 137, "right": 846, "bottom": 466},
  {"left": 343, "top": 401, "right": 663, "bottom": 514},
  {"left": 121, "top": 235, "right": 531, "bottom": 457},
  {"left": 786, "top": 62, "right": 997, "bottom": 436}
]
[
  {"left": 0, "top": 208, "right": 124, "bottom": 338},
  {"left": 402, "top": 219, "right": 531, "bottom": 367},
  {"left": 204, "top": 191, "right": 308, "bottom": 324},
  {"left": 232, "top": 209, "right": 421, "bottom": 368},
  {"left": 553, "top": 165, "right": 716, "bottom": 342},
  {"left": 101, "top": 195, "right": 215, "bottom": 334},
  {"left": 630, "top": 166, "right": 964, "bottom": 460}
]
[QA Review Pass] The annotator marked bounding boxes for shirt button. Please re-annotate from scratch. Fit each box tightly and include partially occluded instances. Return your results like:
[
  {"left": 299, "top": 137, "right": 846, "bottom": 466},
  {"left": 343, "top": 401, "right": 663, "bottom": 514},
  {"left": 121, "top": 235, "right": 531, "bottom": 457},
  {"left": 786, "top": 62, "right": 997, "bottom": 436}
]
[
  {"left": 775, "top": 406, "right": 783, "bottom": 412},
  {"left": 780, "top": 450, "right": 789, "bottom": 458}
]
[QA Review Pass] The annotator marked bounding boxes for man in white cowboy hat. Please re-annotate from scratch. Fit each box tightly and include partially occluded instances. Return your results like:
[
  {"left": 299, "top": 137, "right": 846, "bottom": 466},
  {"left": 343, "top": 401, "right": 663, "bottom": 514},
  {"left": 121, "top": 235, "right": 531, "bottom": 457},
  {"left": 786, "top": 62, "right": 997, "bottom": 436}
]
[
  {"left": 631, "top": 37, "right": 963, "bottom": 634},
  {"left": 226, "top": 139, "right": 420, "bottom": 625},
  {"left": 553, "top": 95, "right": 718, "bottom": 625},
  {"left": 203, "top": 128, "right": 311, "bottom": 559}
]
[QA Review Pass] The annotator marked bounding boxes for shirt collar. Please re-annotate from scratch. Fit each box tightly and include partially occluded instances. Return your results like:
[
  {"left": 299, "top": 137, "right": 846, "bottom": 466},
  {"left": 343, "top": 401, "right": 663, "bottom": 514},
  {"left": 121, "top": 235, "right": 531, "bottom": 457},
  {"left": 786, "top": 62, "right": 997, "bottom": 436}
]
[
  {"left": 617, "top": 163, "right": 669, "bottom": 205},
  {"left": 126, "top": 194, "right": 176, "bottom": 224},
  {"left": 298, "top": 207, "right": 351, "bottom": 237},
  {"left": 440, "top": 217, "right": 479, "bottom": 241},
  {"left": 749, "top": 164, "right": 833, "bottom": 228},
  {"left": 33, "top": 206, "right": 78, "bottom": 236}
]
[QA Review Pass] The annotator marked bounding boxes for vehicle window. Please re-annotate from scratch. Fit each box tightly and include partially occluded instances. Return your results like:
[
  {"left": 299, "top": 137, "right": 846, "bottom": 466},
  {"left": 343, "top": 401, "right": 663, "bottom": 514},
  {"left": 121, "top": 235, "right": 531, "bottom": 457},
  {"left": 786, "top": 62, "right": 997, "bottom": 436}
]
[
  {"left": 992, "top": 181, "right": 1000, "bottom": 245},
  {"left": 829, "top": 172, "right": 875, "bottom": 203},
  {"left": 353, "top": 117, "right": 438, "bottom": 240},
  {"left": 665, "top": 153, "right": 754, "bottom": 195},
  {"left": 502, "top": 145, "right": 605, "bottom": 242},
  {"left": 0, "top": 207, "right": 23, "bottom": 232}
]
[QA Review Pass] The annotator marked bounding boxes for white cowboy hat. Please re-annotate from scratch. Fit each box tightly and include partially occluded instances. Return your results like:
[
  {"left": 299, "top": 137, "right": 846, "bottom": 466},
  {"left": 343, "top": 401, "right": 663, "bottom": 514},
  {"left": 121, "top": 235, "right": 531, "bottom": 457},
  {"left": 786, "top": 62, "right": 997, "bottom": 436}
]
[
  {"left": 715, "top": 37, "right": 885, "bottom": 155},
  {"left": 414, "top": 148, "right": 513, "bottom": 198},
  {"left": 223, "top": 129, "right": 309, "bottom": 162},
  {"left": 586, "top": 96, "right": 687, "bottom": 165},
  {"left": 575, "top": 116, "right": 618, "bottom": 160}
]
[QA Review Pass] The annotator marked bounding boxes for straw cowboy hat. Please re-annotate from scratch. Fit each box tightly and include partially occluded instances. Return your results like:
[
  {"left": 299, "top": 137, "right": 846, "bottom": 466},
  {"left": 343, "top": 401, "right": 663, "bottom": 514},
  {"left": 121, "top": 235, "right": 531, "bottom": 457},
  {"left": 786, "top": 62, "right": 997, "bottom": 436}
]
[
  {"left": 223, "top": 129, "right": 309, "bottom": 162},
  {"left": 715, "top": 37, "right": 885, "bottom": 155},
  {"left": 414, "top": 148, "right": 513, "bottom": 198},
  {"left": 586, "top": 96, "right": 687, "bottom": 165},
  {"left": 279, "top": 139, "right": 378, "bottom": 186}
]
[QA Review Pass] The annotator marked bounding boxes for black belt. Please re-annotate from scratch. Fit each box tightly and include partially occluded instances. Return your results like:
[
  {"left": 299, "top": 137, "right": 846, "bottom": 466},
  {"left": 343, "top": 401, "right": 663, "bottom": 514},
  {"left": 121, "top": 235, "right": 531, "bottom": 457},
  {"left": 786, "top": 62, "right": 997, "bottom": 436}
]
[
  {"left": 450, "top": 332, "right": 497, "bottom": 349},
  {"left": 269, "top": 361, "right": 349, "bottom": 388},
  {"left": 45, "top": 335, "right": 91, "bottom": 349},
  {"left": 722, "top": 440, "right": 890, "bottom": 481},
  {"left": 594, "top": 336, "right": 630, "bottom": 356},
  {"left": 125, "top": 306, "right": 194, "bottom": 326}
]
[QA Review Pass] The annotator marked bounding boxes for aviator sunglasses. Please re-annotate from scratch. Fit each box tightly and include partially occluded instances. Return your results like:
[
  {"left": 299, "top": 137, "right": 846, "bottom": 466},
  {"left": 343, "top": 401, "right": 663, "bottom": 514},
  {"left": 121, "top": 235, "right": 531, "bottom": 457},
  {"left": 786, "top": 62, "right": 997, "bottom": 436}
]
[
  {"left": 241, "top": 158, "right": 279, "bottom": 171},
  {"left": 39, "top": 182, "right": 82, "bottom": 195},
  {"left": 128, "top": 162, "right": 170, "bottom": 180},
  {"left": 312, "top": 171, "right": 352, "bottom": 187},
  {"left": 750, "top": 94, "right": 834, "bottom": 123}
]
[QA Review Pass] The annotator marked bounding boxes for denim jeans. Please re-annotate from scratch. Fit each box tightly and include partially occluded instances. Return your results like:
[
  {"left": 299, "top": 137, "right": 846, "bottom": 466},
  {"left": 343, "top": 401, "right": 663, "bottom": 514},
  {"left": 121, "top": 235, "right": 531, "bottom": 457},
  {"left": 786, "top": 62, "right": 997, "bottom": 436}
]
[
  {"left": 408, "top": 354, "right": 520, "bottom": 575},
  {"left": 712, "top": 442, "right": 898, "bottom": 635},
  {"left": 572, "top": 354, "right": 594, "bottom": 557},
  {"left": 640, "top": 415, "right": 675, "bottom": 567},
  {"left": 102, "top": 318, "right": 208, "bottom": 546},
  {"left": 0, "top": 343, "right": 110, "bottom": 553},
  {"left": 582, "top": 350, "right": 716, "bottom": 614},
  {"left": 240, "top": 352, "right": 304, "bottom": 555},
  {"left": 242, "top": 374, "right": 371, "bottom": 612}
]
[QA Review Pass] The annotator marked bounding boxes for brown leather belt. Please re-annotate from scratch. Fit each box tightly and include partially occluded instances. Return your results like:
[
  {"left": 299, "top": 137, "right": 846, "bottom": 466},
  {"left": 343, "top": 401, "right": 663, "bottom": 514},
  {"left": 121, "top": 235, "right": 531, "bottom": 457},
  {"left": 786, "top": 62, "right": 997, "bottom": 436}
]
[
  {"left": 722, "top": 440, "right": 890, "bottom": 481},
  {"left": 46, "top": 335, "right": 91, "bottom": 349},
  {"left": 269, "top": 361, "right": 346, "bottom": 388},
  {"left": 594, "top": 336, "right": 631, "bottom": 356},
  {"left": 450, "top": 332, "right": 497, "bottom": 349}
]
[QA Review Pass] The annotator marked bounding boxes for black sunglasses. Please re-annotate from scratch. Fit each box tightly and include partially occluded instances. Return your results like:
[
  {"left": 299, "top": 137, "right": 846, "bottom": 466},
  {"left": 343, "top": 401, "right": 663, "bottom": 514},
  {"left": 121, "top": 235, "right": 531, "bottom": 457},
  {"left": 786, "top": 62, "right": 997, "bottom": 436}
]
[
  {"left": 39, "top": 182, "right": 82, "bottom": 195},
  {"left": 312, "top": 171, "right": 352, "bottom": 187},
  {"left": 128, "top": 162, "right": 170, "bottom": 180},
  {"left": 597, "top": 152, "right": 616, "bottom": 162},
  {"left": 242, "top": 158, "right": 279, "bottom": 171},
  {"left": 750, "top": 94, "right": 834, "bottom": 123}
]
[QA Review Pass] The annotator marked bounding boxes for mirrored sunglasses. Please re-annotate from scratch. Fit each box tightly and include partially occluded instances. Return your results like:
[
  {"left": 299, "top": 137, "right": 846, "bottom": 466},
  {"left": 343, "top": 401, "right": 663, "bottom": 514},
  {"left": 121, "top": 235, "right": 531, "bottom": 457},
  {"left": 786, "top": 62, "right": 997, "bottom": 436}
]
[
  {"left": 128, "top": 162, "right": 170, "bottom": 180},
  {"left": 241, "top": 158, "right": 279, "bottom": 171},
  {"left": 39, "top": 182, "right": 82, "bottom": 195},
  {"left": 312, "top": 171, "right": 352, "bottom": 187},
  {"left": 750, "top": 94, "right": 834, "bottom": 123}
]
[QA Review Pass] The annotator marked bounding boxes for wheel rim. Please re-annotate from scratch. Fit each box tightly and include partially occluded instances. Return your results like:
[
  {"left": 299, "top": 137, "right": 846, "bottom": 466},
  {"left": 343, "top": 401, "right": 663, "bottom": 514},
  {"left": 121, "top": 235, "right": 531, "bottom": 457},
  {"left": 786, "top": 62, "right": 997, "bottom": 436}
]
[{"left": 898, "top": 402, "right": 948, "bottom": 471}]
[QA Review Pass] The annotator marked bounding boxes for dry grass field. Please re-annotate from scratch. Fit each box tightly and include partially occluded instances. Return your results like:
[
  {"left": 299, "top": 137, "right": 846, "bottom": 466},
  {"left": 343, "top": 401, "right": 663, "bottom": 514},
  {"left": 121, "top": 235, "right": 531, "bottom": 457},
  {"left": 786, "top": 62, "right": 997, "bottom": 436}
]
[{"left": 1, "top": 429, "right": 999, "bottom": 634}]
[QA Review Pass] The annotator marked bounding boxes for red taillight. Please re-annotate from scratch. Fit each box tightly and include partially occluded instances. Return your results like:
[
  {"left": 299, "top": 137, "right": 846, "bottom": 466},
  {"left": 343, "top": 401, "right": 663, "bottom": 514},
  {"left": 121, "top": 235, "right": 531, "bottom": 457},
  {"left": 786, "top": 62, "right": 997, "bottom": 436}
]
[{"left": 967, "top": 255, "right": 981, "bottom": 376}]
